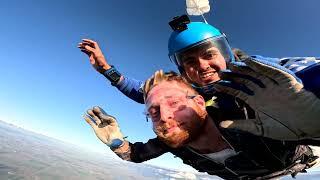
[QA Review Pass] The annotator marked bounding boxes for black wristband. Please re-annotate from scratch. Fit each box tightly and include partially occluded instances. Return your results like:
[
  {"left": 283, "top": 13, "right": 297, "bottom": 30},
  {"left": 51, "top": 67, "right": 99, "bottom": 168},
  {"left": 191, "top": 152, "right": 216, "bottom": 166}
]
[{"left": 103, "top": 65, "right": 122, "bottom": 85}]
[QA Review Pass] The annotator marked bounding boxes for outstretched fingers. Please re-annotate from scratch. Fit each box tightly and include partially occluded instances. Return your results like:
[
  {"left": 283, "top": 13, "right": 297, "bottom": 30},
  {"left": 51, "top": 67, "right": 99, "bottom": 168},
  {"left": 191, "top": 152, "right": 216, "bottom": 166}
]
[
  {"left": 244, "top": 58, "right": 298, "bottom": 85},
  {"left": 82, "top": 39, "right": 97, "bottom": 46},
  {"left": 213, "top": 81, "right": 252, "bottom": 102},
  {"left": 83, "top": 114, "right": 97, "bottom": 129},
  {"left": 78, "top": 42, "right": 96, "bottom": 63},
  {"left": 80, "top": 44, "right": 95, "bottom": 53},
  {"left": 219, "top": 119, "right": 263, "bottom": 136},
  {"left": 92, "top": 106, "right": 117, "bottom": 126},
  {"left": 219, "top": 70, "right": 265, "bottom": 92},
  {"left": 87, "top": 109, "right": 102, "bottom": 125},
  {"left": 82, "top": 39, "right": 102, "bottom": 51},
  {"left": 228, "top": 62, "right": 277, "bottom": 87}
]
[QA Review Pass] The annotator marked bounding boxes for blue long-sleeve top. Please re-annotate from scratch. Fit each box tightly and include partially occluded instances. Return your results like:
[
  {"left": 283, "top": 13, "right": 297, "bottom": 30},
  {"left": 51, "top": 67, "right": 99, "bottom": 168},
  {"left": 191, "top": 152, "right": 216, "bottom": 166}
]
[{"left": 115, "top": 76, "right": 144, "bottom": 104}]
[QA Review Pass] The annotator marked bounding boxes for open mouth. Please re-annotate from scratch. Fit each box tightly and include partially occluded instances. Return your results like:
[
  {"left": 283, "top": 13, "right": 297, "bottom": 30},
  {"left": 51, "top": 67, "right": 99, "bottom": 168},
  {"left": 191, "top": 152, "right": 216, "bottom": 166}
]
[{"left": 200, "top": 71, "right": 217, "bottom": 80}]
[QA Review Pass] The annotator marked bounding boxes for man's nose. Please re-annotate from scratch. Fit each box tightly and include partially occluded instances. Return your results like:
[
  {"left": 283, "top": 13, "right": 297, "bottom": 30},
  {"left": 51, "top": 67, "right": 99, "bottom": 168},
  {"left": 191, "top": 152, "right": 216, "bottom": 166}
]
[
  {"left": 198, "top": 58, "right": 210, "bottom": 71},
  {"left": 159, "top": 107, "right": 174, "bottom": 123}
]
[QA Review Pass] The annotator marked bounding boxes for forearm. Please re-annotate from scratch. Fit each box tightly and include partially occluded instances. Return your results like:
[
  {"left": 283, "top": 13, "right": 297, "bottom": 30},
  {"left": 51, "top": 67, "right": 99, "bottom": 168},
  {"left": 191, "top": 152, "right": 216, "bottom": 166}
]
[
  {"left": 111, "top": 138, "right": 168, "bottom": 163},
  {"left": 98, "top": 65, "right": 144, "bottom": 104},
  {"left": 113, "top": 76, "right": 145, "bottom": 104}
]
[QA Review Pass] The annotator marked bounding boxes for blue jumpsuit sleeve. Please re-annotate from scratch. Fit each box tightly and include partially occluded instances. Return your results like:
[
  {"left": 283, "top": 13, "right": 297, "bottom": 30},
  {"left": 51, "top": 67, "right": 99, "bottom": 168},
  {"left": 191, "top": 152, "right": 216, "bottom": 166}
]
[
  {"left": 278, "top": 57, "right": 320, "bottom": 73},
  {"left": 251, "top": 55, "right": 320, "bottom": 73},
  {"left": 114, "top": 76, "right": 145, "bottom": 104},
  {"left": 250, "top": 55, "right": 281, "bottom": 64},
  {"left": 279, "top": 57, "right": 320, "bottom": 98}
]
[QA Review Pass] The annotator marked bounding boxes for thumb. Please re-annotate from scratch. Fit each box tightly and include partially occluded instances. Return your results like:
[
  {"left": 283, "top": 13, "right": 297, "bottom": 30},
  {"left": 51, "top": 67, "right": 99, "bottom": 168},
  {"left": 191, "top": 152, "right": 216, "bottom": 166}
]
[
  {"left": 232, "top": 48, "right": 249, "bottom": 61},
  {"left": 89, "top": 54, "right": 96, "bottom": 65},
  {"left": 219, "top": 119, "right": 263, "bottom": 136},
  {"left": 220, "top": 119, "right": 301, "bottom": 140}
]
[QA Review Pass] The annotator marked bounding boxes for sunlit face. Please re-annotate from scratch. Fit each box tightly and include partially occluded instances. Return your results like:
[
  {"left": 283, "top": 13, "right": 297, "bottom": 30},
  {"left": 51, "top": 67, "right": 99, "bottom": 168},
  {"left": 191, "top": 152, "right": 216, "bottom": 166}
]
[
  {"left": 180, "top": 45, "right": 227, "bottom": 86},
  {"left": 145, "top": 81, "right": 207, "bottom": 148}
]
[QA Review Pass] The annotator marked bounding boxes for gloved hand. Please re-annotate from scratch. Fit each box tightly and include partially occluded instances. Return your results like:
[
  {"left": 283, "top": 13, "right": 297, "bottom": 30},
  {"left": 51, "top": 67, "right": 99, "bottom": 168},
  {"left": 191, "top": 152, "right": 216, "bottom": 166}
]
[
  {"left": 84, "top": 106, "right": 125, "bottom": 149},
  {"left": 213, "top": 57, "right": 320, "bottom": 140}
]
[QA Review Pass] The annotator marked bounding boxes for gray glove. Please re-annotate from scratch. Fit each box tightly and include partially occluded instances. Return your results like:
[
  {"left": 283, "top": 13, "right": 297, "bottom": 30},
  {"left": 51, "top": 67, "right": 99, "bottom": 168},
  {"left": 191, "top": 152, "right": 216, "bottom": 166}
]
[
  {"left": 213, "top": 58, "right": 320, "bottom": 140},
  {"left": 84, "top": 106, "right": 124, "bottom": 149}
]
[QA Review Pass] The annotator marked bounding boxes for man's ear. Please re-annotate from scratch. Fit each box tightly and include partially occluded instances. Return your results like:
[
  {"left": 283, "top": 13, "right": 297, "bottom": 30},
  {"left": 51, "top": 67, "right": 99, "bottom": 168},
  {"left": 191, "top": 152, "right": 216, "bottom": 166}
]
[{"left": 192, "top": 95, "right": 206, "bottom": 111}]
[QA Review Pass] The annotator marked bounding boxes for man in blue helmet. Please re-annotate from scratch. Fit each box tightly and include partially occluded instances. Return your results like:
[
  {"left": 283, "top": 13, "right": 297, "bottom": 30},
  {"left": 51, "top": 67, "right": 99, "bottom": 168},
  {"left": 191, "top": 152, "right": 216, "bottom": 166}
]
[{"left": 79, "top": 15, "right": 320, "bottom": 179}]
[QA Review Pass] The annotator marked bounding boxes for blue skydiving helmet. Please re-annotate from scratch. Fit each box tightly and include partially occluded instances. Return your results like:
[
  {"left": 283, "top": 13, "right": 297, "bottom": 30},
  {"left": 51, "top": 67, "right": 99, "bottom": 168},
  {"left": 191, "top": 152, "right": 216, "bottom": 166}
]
[{"left": 168, "top": 15, "right": 234, "bottom": 94}]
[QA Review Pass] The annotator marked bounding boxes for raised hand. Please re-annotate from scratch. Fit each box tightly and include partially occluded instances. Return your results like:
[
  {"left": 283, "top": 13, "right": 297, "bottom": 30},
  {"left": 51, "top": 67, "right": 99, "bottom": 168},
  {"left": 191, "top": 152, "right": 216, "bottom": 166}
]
[
  {"left": 78, "top": 39, "right": 111, "bottom": 73},
  {"left": 214, "top": 58, "right": 320, "bottom": 140},
  {"left": 84, "top": 106, "right": 124, "bottom": 148}
]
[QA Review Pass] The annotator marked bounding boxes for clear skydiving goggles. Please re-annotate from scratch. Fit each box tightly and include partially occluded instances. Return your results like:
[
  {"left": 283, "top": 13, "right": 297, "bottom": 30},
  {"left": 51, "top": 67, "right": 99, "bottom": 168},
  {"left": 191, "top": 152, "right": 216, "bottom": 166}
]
[{"left": 169, "top": 34, "right": 235, "bottom": 68}]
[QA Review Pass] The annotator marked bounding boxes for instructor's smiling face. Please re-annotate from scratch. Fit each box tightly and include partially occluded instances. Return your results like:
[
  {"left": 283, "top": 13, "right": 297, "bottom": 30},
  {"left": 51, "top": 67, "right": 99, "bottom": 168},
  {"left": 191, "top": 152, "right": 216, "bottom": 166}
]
[{"left": 180, "top": 45, "right": 227, "bottom": 86}]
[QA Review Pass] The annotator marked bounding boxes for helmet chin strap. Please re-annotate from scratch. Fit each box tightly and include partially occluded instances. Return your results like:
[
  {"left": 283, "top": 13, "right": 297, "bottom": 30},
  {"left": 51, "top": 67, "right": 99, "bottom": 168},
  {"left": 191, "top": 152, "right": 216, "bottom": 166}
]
[
  {"left": 182, "top": 70, "right": 217, "bottom": 96},
  {"left": 192, "top": 82, "right": 217, "bottom": 96}
]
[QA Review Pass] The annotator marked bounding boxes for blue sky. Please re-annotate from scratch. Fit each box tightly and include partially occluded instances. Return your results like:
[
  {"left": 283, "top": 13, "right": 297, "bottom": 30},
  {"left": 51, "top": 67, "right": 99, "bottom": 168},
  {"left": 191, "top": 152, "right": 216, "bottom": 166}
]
[{"left": 0, "top": 0, "right": 319, "bottom": 172}]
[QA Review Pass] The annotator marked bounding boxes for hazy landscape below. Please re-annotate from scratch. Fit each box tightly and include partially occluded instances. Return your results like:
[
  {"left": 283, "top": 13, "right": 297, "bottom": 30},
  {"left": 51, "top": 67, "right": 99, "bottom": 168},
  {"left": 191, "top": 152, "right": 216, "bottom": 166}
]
[
  {"left": 0, "top": 120, "right": 220, "bottom": 180},
  {"left": 0, "top": 120, "right": 319, "bottom": 180}
]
